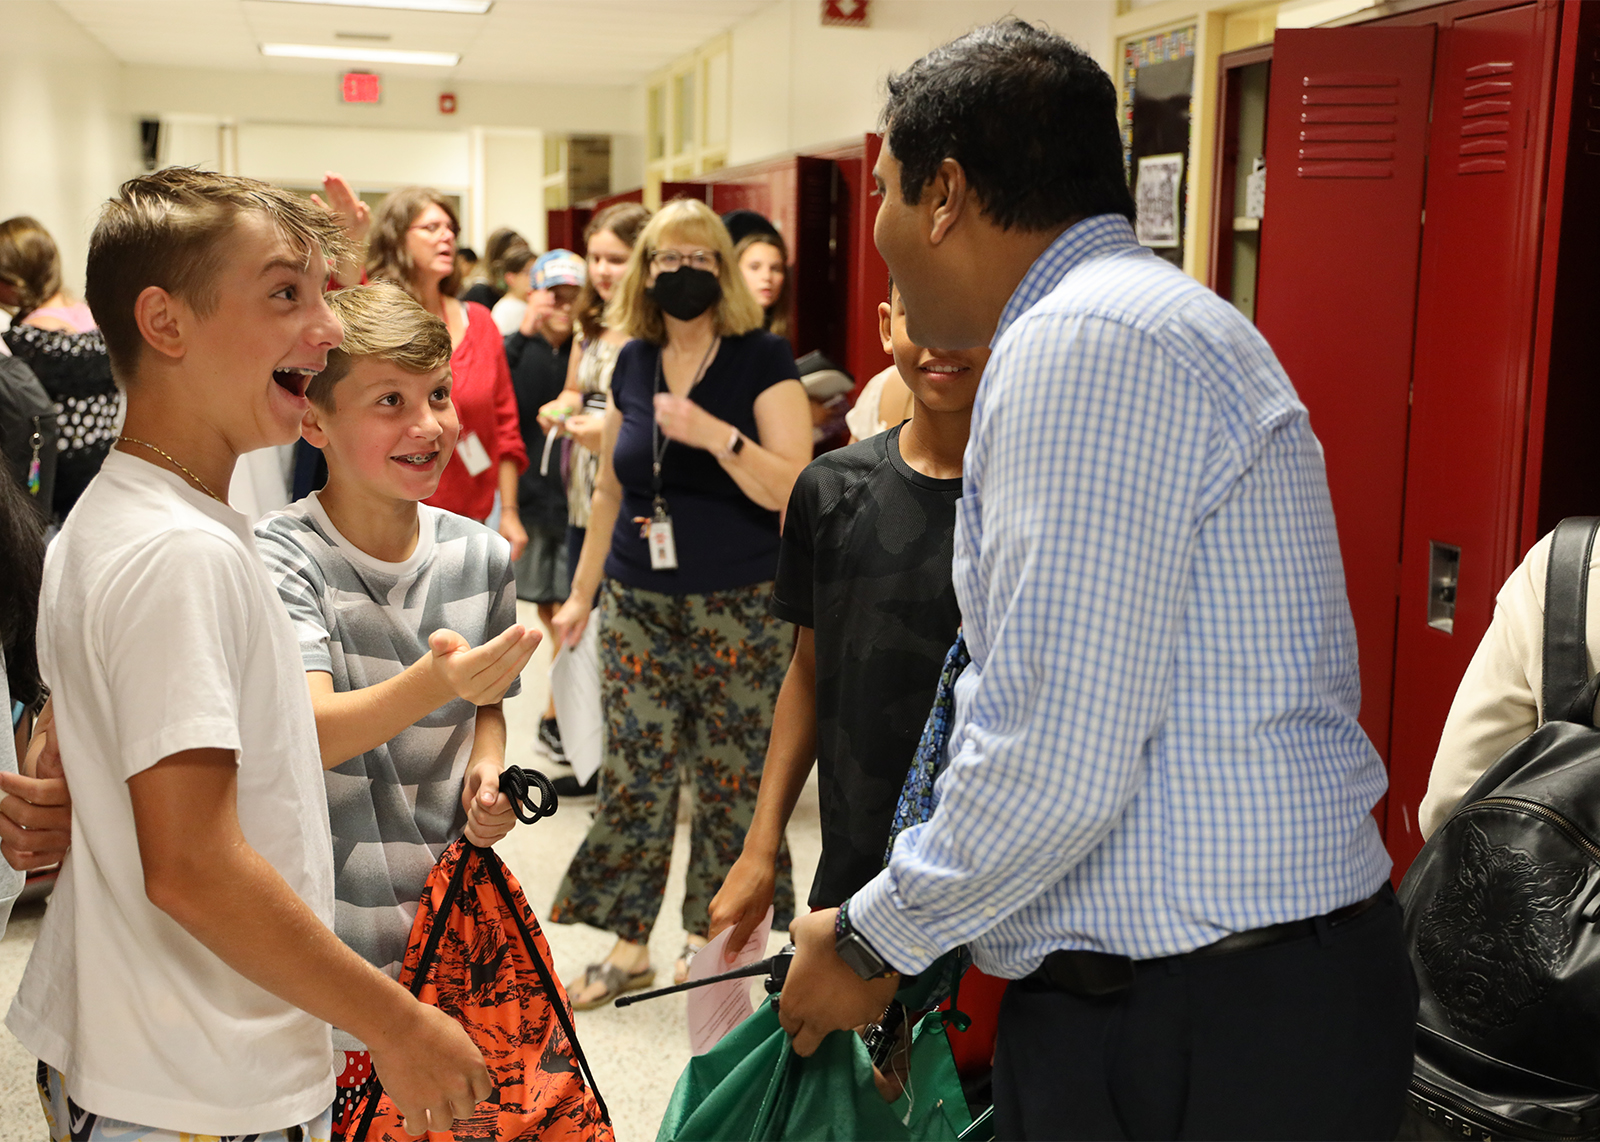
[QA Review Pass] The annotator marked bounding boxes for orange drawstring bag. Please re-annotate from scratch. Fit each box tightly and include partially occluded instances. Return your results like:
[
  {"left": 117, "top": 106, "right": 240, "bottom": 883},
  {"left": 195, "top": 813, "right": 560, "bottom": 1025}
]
[{"left": 336, "top": 836, "right": 612, "bottom": 1141}]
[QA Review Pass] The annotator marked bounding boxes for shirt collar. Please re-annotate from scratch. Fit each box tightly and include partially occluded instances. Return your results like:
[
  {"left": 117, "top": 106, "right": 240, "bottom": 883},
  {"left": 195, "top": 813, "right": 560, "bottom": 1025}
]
[{"left": 992, "top": 214, "right": 1140, "bottom": 346}]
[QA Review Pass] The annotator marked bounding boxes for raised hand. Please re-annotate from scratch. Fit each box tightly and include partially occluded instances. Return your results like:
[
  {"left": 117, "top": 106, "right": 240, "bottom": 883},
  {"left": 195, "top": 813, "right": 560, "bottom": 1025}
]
[
  {"left": 427, "top": 625, "right": 540, "bottom": 706},
  {"left": 310, "top": 172, "right": 372, "bottom": 244}
]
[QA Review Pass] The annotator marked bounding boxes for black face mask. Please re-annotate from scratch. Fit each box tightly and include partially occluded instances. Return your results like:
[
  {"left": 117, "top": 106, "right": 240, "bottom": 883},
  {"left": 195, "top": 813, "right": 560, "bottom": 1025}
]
[{"left": 647, "top": 266, "right": 722, "bottom": 322}]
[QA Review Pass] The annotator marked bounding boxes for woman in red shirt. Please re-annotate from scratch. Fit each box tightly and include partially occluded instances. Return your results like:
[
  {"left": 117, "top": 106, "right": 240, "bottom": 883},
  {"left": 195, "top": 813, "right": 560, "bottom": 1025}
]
[{"left": 365, "top": 188, "right": 527, "bottom": 555}]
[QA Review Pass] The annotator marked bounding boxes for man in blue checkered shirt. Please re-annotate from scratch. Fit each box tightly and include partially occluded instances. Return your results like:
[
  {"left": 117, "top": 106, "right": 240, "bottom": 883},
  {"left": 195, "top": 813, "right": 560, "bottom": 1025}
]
[{"left": 776, "top": 19, "right": 1418, "bottom": 1139}]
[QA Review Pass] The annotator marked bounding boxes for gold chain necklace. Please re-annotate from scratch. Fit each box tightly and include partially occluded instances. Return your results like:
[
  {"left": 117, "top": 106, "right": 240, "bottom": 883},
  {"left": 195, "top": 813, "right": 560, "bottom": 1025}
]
[{"left": 117, "top": 436, "right": 228, "bottom": 505}]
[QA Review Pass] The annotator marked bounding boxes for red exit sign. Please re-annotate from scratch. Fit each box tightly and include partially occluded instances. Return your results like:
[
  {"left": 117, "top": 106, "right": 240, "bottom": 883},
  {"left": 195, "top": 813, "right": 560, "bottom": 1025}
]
[{"left": 341, "top": 71, "right": 381, "bottom": 104}]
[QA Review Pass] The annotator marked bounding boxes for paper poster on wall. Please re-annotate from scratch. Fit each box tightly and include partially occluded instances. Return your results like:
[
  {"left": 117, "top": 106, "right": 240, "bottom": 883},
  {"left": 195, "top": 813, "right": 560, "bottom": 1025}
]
[
  {"left": 1135, "top": 153, "right": 1184, "bottom": 248},
  {"left": 1122, "top": 29, "right": 1195, "bottom": 267}
]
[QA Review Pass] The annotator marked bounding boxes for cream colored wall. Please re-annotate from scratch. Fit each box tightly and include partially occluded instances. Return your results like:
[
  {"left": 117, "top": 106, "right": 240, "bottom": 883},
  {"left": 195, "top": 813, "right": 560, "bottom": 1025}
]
[
  {"left": 0, "top": 1, "right": 138, "bottom": 297},
  {"left": 724, "top": 0, "right": 1117, "bottom": 167}
]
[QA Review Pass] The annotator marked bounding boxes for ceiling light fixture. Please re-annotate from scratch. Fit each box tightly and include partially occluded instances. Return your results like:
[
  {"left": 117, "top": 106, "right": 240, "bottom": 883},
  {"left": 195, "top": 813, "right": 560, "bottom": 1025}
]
[
  {"left": 261, "top": 42, "right": 460, "bottom": 66},
  {"left": 265, "top": 0, "right": 491, "bottom": 13}
]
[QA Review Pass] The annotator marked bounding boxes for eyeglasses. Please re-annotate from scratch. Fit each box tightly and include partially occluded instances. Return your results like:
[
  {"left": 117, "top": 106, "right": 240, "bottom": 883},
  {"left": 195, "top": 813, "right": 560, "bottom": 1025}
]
[
  {"left": 649, "top": 249, "right": 718, "bottom": 272},
  {"left": 409, "top": 220, "right": 458, "bottom": 239}
]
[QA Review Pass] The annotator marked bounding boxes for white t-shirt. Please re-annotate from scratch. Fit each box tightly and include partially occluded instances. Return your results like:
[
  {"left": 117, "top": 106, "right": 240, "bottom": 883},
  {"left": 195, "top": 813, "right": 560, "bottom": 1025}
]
[
  {"left": 491, "top": 294, "right": 528, "bottom": 336},
  {"left": 6, "top": 450, "right": 337, "bottom": 1134}
]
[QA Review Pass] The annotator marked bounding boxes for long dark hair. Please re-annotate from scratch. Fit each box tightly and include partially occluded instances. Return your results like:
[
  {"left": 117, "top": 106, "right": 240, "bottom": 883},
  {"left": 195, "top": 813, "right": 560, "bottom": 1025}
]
[{"left": 1, "top": 473, "right": 46, "bottom": 709}]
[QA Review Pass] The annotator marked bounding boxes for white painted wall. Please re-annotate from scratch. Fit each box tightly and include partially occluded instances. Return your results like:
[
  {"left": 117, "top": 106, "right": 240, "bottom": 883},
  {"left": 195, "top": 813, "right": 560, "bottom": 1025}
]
[
  {"left": 0, "top": 1, "right": 138, "bottom": 296},
  {"left": 726, "top": 0, "right": 1116, "bottom": 165},
  {"left": 474, "top": 129, "right": 547, "bottom": 255},
  {"left": 121, "top": 65, "right": 639, "bottom": 138}
]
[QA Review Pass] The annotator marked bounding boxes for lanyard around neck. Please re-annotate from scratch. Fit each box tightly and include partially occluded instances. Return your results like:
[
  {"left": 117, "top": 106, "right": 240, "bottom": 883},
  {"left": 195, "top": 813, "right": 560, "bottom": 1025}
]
[{"left": 651, "top": 335, "right": 720, "bottom": 498}]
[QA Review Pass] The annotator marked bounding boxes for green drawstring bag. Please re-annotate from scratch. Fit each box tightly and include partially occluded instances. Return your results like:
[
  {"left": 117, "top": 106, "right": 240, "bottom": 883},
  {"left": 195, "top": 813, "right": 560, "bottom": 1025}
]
[{"left": 657, "top": 998, "right": 972, "bottom": 1141}]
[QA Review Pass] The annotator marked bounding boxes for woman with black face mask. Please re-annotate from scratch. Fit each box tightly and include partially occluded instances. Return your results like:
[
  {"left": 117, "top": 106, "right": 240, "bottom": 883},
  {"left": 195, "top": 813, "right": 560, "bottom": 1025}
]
[{"left": 547, "top": 198, "right": 812, "bottom": 1010}]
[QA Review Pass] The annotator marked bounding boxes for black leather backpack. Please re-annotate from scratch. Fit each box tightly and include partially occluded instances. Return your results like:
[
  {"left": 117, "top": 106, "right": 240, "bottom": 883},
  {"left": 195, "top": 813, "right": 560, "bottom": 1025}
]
[{"left": 1400, "top": 516, "right": 1600, "bottom": 1140}]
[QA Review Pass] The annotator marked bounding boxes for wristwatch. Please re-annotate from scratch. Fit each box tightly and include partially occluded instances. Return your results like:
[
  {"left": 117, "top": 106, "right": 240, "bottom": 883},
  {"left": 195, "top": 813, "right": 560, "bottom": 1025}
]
[
  {"left": 835, "top": 904, "right": 897, "bottom": 980},
  {"left": 722, "top": 428, "right": 746, "bottom": 459}
]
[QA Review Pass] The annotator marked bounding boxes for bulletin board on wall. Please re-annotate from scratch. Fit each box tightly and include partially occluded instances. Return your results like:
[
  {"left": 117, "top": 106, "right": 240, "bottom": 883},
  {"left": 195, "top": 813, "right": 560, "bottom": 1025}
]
[{"left": 1122, "top": 26, "right": 1197, "bottom": 268}]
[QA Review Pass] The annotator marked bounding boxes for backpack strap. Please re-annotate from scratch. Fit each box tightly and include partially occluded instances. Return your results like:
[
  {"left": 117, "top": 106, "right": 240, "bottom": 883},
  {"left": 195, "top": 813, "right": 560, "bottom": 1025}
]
[{"left": 1542, "top": 517, "right": 1600, "bottom": 726}]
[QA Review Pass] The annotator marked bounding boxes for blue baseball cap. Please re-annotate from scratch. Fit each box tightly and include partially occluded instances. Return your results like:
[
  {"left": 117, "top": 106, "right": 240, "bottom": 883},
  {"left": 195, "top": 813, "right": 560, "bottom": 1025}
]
[{"left": 533, "top": 249, "right": 585, "bottom": 290}]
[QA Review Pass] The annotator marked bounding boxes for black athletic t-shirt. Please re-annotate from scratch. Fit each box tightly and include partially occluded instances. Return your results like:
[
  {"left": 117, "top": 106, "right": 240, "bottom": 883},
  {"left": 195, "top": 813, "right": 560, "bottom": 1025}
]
[{"left": 770, "top": 424, "right": 963, "bottom": 907}]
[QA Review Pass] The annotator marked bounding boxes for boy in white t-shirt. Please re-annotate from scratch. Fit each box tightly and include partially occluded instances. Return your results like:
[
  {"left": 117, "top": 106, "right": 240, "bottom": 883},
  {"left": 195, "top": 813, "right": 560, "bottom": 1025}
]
[
  {"left": 252, "top": 283, "right": 542, "bottom": 1129},
  {"left": 5, "top": 168, "right": 491, "bottom": 1141}
]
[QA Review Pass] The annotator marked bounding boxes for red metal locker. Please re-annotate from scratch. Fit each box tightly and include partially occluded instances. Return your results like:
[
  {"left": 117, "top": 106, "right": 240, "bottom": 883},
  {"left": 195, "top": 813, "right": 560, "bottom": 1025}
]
[
  {"left": 1384, "top": 1, "right": 1562, "bottom": 870},
  {"left": 1254, "top": 25, "right": 1436, "bottom": 763}
]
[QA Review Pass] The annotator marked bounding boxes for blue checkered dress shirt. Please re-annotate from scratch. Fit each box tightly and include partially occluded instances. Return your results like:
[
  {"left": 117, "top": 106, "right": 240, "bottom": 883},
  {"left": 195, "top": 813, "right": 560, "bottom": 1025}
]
[{"left": 848, "top": 214, "right": 1392, "bottom": 979}]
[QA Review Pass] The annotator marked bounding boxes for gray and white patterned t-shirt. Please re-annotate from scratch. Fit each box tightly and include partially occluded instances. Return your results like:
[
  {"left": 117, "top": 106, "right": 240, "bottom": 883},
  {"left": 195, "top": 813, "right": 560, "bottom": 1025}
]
[{"left": 255, "top": 494, "right": 519, "bottom": 1050}]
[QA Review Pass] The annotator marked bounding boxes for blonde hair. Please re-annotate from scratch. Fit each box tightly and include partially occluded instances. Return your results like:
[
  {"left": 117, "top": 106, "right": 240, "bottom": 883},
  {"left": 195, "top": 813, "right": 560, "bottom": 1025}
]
[
  {"left": 0, "top": 217, "right": 64, "bottom": 320},
  {"left": 311, "top": 283, "right": 452, "bottom": 408},
  {"left": 365, "top": 187, "right": 464, "bottom": 302},
  {"left": 605, "top": 198, "right": 763, "bottom": 345},
  {"left": 86, "top": 167, "right": 352, "bottom": 383}
]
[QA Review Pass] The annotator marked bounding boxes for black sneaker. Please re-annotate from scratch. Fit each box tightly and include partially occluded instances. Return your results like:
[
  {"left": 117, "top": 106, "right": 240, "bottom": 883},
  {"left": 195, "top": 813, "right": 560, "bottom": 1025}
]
[
  {"left": 553, "top": 772, "right": 597, "bottom": 797},
  {"left": 537, "top": 717, "right": 566, "bottom": 763}
]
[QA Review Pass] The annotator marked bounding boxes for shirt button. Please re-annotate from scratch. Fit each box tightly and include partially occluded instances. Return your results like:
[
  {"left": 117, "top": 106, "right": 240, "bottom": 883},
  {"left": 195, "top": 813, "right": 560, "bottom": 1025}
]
[{"left": 911, "top": 946, "right": 927, "bottom": 959}]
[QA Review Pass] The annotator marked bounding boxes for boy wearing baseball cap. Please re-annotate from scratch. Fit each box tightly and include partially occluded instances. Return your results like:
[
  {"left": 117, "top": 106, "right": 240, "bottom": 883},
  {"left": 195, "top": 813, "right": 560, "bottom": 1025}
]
[{"left": 505, "top": 250, "right": 586, "bottom": 763}]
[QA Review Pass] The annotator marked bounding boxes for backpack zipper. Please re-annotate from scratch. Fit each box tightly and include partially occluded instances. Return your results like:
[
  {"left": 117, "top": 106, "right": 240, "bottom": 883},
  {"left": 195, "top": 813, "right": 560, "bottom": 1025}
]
[
  {"left": 1411, "top": 1072, "right": 1594, "bottom": 1141},
  {"left": 1462, "top": 797, "right": 1600, "bottom": 864}
]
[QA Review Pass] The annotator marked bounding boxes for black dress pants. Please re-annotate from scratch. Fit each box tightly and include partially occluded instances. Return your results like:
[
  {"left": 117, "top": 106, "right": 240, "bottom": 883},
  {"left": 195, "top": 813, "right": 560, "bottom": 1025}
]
[{"left": 992, "top": 890, "right": 1418, "bottom": 1141}]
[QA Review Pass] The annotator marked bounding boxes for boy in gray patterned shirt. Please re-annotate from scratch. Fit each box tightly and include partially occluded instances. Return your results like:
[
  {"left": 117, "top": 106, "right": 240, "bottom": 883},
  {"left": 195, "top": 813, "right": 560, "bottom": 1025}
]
[{"left": 254, "top": 284, "right": 540, "bottom": 1103}]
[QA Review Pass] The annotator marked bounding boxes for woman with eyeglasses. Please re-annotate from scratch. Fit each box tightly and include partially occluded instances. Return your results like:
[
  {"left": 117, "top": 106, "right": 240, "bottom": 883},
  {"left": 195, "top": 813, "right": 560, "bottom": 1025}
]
[
  {"left": 365, "top": 188, "right": 528, "bottom": 558},
  {"left": 547, "top": 198, "right": 811, "bottom": 1009}
]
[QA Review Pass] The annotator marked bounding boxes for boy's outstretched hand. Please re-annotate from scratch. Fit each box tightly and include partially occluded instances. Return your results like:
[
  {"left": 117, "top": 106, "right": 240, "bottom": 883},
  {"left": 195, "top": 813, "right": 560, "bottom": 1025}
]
[
  {"left": 461, "top": 759, "right": 516, "bottom": 848},
  {"left": 0, "top": 699, "right": 73, "bottom": 872},
  {"left": 366, "top": 1000, "right": 492, "bottom": 1137},
  {"left": 428, "top": 625, "right": 539, "bottom": 706}
]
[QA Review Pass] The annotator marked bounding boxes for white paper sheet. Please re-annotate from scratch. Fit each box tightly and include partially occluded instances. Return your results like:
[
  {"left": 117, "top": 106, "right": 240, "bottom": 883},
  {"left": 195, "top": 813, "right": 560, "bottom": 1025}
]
[
  {"left": 550, "top": 616, "right": 603, "bottom": 784},
  {"left": 686, "top": 907, "right": 773, "bottom": 1055}
]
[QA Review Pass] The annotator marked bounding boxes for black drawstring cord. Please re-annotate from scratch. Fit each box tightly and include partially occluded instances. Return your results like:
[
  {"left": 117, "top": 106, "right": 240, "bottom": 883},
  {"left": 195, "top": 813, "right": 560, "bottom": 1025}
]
[{"left": 497, "top": 765, "right": 559, "bottom": 825}]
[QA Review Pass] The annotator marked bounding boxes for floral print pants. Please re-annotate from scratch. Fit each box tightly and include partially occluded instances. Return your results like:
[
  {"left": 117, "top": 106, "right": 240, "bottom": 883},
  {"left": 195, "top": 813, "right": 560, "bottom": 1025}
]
[{"left": 550, "top": 579, "right": 795, "bottom": 943}]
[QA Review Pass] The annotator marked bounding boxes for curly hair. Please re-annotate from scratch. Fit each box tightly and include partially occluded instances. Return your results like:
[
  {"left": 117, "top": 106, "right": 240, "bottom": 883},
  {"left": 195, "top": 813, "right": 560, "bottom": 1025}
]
[
  {"left": 365, "top": 187, "right": 464, "bottom": 301},
  {"left": 882, "top": 18, "right": 1135, "bottom": 231}
]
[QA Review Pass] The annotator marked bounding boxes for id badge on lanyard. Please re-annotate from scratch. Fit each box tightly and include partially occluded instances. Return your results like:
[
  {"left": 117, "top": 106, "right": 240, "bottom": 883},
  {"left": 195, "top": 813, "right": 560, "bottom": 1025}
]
[
  {"left": 645, "top": 338, "right": 717, "bottom": 573},
  {"left": 647, "top": 493, "right": 678, "bottom": 571}
]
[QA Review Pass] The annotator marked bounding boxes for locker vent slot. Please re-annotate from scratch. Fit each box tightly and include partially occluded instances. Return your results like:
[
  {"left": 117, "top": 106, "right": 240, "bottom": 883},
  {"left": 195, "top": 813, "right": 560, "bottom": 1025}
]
[
  {"left": 1458, "top": 61, "right": 1513, "bottom": 174},
  {"left": 1297, "top": 73, "right": 1401, "bottom": 179}
]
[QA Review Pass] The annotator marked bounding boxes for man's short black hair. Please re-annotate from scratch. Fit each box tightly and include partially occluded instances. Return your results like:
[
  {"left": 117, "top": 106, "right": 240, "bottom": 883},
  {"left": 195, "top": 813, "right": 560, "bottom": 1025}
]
[{"left": 882, "top": 18, "right": 1136, "bottom": 231}]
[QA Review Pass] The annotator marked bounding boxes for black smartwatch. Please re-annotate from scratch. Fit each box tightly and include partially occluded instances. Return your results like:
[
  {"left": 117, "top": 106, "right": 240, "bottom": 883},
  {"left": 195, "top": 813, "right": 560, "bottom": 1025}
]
[{"left": 835, "top": 906, "right": 896, "bottom": 980}]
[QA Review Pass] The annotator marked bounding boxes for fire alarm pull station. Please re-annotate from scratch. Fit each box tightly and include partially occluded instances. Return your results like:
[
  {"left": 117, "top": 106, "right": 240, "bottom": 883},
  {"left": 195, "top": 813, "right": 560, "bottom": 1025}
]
[{"left": 439, "top": 92, "right": 457, "bottom": 114}]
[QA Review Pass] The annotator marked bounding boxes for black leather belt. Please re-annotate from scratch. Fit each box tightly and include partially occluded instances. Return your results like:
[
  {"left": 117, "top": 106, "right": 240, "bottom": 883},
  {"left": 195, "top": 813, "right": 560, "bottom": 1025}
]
[{"left": 1024, "top": 886, "right": 1389, "bottom": 998}]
